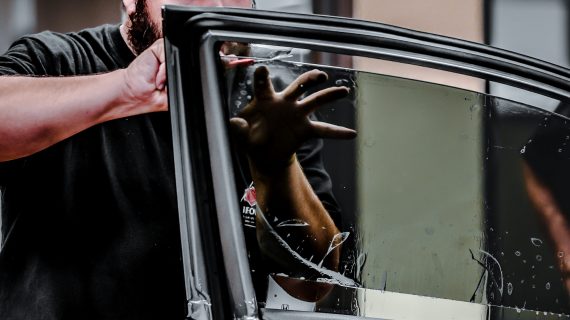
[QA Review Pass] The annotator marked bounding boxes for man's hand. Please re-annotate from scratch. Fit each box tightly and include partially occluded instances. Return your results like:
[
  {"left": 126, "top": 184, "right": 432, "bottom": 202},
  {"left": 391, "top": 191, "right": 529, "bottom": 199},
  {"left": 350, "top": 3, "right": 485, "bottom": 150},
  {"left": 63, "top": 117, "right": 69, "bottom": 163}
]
[
  {"left": 230, "top": 66, "right": 356, "bottom": 174},
  {"left": 114, "top": 39, "right": 168, "bottom": 120}
]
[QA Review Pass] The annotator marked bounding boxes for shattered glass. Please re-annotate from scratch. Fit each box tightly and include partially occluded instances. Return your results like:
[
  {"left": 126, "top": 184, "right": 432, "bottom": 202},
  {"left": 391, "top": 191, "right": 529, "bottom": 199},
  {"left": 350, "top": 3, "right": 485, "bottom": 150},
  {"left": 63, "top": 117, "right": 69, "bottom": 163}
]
[{"left": 221, "top": 45, "right": 570, "bottom": 318}]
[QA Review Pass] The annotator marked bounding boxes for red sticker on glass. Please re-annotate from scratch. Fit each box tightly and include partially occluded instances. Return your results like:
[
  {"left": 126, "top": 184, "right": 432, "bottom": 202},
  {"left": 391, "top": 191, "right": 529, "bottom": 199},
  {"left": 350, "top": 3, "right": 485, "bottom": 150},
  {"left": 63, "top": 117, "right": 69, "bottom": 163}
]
[{"left": 242, "top": 182, "right": 257, "bottom": 207}]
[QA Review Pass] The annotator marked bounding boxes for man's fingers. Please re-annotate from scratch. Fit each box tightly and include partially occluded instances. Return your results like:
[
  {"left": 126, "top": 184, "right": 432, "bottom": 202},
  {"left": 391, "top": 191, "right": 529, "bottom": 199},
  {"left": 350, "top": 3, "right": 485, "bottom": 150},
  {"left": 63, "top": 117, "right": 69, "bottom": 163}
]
[
  {"left": 219, "top": 45, "right": 253, "bottom": 68},
  {"left": 147, "top": 39, "right": 166, "bottom": 90},
  {"left": 156, "top": 62, "right": 166, "bottom": 90},
  {"left": 151, "top": 38, "right": 165, "bottom": 64},
  {"left": 153, "top": 89, "right": 169, "bottom": 112},
  {"left": 225, "top": 58, "right": 255, "bottom": 70},
  {"left": 253, "top": 66, "right": 274, "bottom": 99},
  {"left": 229, "top": 117, "right": 250, "bottom": 144},
  {"left": 299, "top": 86, "right": 349, "bottom": 115},
  {"left": 281, "top": 69, "right": 328, "bottom": 100},
  {"left": 311, "top": 121, "right": 357, "bottom": 140}
]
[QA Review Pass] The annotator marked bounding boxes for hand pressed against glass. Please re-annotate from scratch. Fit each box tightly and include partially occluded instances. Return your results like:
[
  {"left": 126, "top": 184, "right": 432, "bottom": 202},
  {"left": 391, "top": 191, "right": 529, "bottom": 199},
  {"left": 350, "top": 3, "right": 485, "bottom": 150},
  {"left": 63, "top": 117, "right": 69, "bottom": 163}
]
[{"left": 231, "top": 66, "right": 357, "bottom": 174}]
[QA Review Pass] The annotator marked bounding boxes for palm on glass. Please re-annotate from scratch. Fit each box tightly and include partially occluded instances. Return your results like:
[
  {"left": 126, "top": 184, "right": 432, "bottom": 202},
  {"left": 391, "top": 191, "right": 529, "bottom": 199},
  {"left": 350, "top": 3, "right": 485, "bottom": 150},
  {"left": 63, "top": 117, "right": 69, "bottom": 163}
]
[{"left": 230, "top": 66, "right": 357, "bottom": 173}]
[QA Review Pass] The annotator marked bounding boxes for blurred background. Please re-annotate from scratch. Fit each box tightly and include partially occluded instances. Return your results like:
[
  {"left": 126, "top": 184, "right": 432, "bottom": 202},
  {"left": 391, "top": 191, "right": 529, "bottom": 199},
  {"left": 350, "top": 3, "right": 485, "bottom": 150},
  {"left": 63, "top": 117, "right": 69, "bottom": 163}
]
[{"left": 0, "top": 0, "right": 568, "bottom": 68}]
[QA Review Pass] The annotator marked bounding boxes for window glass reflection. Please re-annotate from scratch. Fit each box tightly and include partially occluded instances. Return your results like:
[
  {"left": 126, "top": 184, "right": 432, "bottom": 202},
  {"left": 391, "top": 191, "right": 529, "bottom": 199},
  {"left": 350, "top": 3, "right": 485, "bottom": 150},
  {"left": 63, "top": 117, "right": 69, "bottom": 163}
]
[{"left": 221, "top": 46, "right": 570, "bottom": 317}]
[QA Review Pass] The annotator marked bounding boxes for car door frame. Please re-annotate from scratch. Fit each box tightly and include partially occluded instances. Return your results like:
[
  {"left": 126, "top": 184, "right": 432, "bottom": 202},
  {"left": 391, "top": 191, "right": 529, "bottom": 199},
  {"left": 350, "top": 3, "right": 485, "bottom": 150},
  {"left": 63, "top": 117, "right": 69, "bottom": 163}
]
[{"left": 162, "top": 6, "right": 570, "bottom": 320}]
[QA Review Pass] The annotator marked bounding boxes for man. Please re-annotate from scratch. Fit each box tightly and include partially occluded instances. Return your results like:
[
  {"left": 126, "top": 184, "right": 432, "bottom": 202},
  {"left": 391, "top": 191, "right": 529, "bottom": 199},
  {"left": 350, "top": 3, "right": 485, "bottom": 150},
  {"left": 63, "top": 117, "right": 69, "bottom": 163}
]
[{"left": 0, "top": 0, "right": 354, "bottom": 319}]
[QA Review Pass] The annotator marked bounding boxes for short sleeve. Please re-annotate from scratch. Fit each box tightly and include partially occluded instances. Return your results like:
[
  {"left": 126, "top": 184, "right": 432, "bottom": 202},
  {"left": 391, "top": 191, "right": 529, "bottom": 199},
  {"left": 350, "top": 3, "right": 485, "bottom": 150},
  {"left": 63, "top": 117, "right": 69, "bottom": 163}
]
[{"left": 0, "top": 38, "right": 47, "bottom": 76}]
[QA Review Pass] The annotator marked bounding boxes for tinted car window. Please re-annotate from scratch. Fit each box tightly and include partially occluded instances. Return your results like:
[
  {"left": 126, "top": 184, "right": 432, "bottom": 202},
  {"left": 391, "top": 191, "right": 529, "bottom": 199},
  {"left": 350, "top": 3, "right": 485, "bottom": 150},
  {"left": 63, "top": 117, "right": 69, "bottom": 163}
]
[{"left": 221, "top": 46, "right": 570, "bottom": 318}]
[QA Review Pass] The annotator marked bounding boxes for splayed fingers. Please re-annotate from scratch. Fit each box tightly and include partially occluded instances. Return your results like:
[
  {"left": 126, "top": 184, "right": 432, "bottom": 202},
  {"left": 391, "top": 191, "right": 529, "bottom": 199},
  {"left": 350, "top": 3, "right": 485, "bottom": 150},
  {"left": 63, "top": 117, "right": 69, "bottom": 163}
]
[
  {"left": 311, "top": 121, "right": 356, "bottom": 140},
  {"left": 232, "top": 66, "right": 356, "bottom": 166}
]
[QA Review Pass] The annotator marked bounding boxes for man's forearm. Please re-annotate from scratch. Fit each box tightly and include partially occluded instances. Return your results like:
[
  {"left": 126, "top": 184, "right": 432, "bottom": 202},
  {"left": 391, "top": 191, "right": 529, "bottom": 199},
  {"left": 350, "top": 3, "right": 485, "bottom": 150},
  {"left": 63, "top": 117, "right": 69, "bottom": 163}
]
[
  {"left": 0, "top": 39, "right": 167, "bottom": 162},
  {"left": 253, "top": 156, "right": 341, "bottom": 271},
  {"left": 0, "top": 71, "right": 150, "bottom": 161}
]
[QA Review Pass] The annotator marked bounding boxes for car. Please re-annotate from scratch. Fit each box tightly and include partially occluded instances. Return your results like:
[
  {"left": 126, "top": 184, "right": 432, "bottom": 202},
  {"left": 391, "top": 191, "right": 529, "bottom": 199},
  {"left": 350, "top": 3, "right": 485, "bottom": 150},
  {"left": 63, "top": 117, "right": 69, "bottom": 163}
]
[{"left": 163, "top": 5, "right": 570, "bottom": 319}]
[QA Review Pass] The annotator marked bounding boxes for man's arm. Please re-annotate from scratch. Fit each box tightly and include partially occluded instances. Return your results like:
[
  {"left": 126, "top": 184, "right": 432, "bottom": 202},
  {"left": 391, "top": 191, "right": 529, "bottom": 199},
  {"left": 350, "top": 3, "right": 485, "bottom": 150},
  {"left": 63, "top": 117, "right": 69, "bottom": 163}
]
[
  {"left": 231, "top": 66, "right": 355, "bottom": 272},
  {"left": 252, "top": 157, "right": 342, "bottom": 269},
  {"left": 523, "top": 162, "right": 570, "bottom": 291},
  {"left": 0, "top": 39, "right": 167, "bottom": 162}
]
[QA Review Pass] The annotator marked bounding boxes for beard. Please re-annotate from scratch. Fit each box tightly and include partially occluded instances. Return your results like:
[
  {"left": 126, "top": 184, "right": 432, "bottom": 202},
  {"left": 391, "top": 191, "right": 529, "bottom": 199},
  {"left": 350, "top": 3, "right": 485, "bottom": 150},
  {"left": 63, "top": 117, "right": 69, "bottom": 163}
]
[
  {"left": 127, "top": 0, "right": 161, "bottom": 55},
  {"left": 126, "top": 0, "right": 251, "bottom": 56}
]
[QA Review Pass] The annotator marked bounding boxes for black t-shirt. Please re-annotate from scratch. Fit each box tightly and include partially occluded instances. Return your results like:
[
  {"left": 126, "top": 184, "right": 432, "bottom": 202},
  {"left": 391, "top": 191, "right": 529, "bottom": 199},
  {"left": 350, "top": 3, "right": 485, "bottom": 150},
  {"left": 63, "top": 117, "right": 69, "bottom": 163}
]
[
  {"left": 0, "top": 25, "right": 342, "bottom": 319},
  {"left": 0, "top": 25, "right": 186, "bottom": 320}
]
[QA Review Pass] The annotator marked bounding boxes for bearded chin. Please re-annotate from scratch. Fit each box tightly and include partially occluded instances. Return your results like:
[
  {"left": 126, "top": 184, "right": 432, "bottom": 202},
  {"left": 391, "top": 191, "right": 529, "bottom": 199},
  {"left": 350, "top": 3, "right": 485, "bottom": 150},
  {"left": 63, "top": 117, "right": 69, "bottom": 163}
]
[{"left": 127, "top": 0, "right": 161, "bottom": 55}]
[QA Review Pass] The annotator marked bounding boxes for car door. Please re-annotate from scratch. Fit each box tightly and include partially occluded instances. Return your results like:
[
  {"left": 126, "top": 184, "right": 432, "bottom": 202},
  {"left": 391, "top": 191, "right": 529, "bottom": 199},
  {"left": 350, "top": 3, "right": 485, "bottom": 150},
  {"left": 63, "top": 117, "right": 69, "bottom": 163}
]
[{"left": 163, "top": 6, "right": 570, "bottom": 320}]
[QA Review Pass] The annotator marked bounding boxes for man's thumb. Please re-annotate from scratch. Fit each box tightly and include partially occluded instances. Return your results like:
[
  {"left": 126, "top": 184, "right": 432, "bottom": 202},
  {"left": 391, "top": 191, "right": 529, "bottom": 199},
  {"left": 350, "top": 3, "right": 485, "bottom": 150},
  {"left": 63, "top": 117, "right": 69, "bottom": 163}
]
[{"left": 229, "top": 117, "right": 250, "bottom": 145}]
